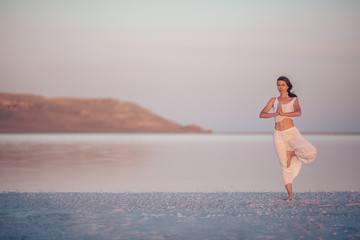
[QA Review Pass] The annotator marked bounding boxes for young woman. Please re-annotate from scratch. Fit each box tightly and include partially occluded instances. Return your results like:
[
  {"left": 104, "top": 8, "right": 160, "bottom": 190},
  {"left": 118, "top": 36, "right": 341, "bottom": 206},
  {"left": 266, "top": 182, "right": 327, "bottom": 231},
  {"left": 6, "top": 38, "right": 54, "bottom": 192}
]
[{"left": 259, "top": 76, "right": 317, "bottom": 200}]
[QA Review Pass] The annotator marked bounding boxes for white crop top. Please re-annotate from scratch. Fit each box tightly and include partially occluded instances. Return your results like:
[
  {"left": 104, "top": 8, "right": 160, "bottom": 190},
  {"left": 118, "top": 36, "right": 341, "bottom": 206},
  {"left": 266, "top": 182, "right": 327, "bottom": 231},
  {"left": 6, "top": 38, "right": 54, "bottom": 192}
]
[{"left": 273, "top": 97, "right": 296, "bottom": 123}]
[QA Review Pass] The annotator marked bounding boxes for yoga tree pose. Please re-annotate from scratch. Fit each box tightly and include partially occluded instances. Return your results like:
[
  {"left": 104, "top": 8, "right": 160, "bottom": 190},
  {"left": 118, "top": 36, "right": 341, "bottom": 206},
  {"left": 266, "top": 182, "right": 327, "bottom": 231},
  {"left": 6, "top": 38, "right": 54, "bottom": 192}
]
[{"left": 259, "top": 76, "right": 317, "bottom": 200}]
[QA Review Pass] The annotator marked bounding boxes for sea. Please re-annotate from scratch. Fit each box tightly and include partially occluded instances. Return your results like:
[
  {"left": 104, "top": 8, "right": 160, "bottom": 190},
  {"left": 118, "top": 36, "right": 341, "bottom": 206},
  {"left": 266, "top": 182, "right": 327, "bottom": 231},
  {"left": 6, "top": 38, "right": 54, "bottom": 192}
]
[
  {"left": 0, "top": 133, "right": 359, "bottom": 193},
  {"left": 1, "top": 133, "right": 360, "bottom": 239}
]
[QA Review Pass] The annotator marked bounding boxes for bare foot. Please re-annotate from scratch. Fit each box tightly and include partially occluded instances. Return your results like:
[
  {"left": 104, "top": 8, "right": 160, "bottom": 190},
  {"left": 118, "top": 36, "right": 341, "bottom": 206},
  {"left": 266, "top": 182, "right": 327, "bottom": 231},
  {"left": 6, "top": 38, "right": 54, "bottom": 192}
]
[
  {"left": 283, "top": 195, "right": 293, "bottom": 201},
  {"left": 286, "top": 151, "right": 295, "bottom": 168}
]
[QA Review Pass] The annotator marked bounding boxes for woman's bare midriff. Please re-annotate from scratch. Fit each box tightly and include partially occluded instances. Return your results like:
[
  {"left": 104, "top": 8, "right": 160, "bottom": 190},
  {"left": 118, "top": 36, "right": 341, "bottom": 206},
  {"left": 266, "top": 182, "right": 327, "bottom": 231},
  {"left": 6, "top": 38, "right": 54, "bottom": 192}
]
[{"left": 275, "top": 118, "right": 294, "bottom": 131}]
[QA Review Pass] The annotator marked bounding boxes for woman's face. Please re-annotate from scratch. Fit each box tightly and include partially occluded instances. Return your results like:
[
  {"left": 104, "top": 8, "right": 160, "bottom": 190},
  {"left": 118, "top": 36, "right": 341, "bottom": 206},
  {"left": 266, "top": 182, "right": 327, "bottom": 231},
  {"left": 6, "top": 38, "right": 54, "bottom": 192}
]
[{"left": 277, "top": 80, "right": 289, "bottom": 94}]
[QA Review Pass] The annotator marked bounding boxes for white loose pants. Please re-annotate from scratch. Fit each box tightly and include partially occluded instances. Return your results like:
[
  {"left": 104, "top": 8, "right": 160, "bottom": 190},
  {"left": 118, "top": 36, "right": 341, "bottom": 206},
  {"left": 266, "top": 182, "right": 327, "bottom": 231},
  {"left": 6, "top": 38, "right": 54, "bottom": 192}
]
[{"left": 273, "top": 127, "right": 317, "bottom": 185}]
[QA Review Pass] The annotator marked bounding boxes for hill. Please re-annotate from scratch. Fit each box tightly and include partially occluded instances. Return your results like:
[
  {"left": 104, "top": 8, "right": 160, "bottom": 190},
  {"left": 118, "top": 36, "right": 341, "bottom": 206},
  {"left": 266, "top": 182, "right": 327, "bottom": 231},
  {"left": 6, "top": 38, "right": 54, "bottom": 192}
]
[{"left": 0, "top": 93, "right": 211, "bottom": 133}]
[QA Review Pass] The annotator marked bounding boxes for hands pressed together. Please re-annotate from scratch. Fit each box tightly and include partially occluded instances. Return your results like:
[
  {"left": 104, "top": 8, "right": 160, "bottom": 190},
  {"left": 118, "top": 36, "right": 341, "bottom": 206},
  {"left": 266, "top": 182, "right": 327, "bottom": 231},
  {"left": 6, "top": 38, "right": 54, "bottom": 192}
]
[{"left": 275, "top": 103, "right": 283, "bottom": 117}]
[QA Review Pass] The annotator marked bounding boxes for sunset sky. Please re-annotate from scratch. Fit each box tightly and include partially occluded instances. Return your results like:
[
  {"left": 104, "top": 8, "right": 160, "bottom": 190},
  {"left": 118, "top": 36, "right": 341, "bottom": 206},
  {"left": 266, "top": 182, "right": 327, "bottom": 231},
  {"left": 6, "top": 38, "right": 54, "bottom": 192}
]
[{"left": 1, "top": 0, "right": 359, "bottom": 133}]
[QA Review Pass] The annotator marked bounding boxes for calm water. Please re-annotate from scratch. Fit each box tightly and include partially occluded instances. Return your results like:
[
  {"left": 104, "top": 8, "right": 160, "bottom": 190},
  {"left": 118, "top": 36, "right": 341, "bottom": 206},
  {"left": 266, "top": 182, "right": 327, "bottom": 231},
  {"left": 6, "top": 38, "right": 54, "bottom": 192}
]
[{"left": 0, "top": 133, "right": 359, "bottom": 192}]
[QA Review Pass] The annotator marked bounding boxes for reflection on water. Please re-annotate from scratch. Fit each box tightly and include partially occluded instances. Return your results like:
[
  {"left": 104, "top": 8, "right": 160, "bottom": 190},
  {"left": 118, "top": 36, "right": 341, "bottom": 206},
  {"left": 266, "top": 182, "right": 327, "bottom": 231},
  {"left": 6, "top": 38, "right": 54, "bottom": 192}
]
[
  {"left": 0, "top": 134, "right": 359, "bottom": 192},
  {"left": 0, "top": 135, "right": 151, "bottom": 192}
]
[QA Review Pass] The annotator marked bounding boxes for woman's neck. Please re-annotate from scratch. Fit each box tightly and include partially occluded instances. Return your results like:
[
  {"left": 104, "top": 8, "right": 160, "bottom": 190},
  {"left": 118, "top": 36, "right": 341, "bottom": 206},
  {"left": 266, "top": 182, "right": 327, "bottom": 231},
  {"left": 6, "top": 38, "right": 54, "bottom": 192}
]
[{"left": 280, "top": 93, "right": 289, "bottom": 99}]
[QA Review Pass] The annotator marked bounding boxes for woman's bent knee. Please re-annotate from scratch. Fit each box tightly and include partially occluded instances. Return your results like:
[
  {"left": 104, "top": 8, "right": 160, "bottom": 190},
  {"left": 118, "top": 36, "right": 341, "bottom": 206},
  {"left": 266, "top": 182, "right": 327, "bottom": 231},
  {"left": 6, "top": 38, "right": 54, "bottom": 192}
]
[{"left": 305, "top": 148, "right": 317, "bottom": 163}]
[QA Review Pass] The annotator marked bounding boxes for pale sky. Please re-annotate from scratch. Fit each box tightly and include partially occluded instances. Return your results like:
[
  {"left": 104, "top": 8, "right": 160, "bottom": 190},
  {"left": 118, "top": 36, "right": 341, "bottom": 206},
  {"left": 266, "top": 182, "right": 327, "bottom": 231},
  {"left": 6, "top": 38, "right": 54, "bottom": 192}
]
[{"left": 1, "top": 0, "right": 359, "bottom": 133}]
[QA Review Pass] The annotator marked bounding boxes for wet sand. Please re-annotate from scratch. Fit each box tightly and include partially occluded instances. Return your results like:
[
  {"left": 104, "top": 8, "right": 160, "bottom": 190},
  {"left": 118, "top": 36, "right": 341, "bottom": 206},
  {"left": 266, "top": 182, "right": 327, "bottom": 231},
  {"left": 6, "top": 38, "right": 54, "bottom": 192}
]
[{"left": 1, "top": 192, "right": 359, "bottom": 239}]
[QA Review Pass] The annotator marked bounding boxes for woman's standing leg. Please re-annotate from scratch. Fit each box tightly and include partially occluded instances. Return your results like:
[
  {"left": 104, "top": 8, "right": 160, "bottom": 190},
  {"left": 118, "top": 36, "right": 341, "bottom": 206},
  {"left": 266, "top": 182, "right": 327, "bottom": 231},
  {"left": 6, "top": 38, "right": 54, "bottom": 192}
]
[
  {"left": 285, "top": 183, "right": 293, "bottom": 200},
  {"left": 274, "top": 130, "right": 302, "bottom": 200}
]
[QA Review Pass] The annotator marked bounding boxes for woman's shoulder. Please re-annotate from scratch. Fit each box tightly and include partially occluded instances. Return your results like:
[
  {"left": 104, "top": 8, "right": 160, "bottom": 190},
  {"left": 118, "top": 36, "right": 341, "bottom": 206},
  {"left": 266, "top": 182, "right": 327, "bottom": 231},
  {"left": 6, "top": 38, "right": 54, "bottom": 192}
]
[
  {"left": 267, "top": 97, "right": 277, "bottom": 106},
  {"left": 270, "top": 97, "right": 277, "bottom": 102},
  {"left": 293, "top": 97, "right": 300, "bottom": 105},
  {"left": 291, "top": 97, "right": 298, "bottom": 102}
]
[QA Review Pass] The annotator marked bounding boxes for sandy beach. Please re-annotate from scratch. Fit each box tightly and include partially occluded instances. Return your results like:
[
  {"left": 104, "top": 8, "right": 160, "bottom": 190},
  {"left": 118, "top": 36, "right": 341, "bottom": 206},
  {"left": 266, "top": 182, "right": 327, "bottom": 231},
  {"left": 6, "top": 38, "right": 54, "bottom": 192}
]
[{"left": 1, "top": 191, "right": 359, "bottom": 239}]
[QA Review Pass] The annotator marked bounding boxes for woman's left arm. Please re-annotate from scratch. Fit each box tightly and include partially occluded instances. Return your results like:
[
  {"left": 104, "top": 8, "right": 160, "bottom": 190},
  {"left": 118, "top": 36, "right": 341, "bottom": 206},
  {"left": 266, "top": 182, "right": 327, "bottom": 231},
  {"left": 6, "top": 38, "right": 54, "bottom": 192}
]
[{"left": 279, "top": 98, "right": 302, "bottom": 117}]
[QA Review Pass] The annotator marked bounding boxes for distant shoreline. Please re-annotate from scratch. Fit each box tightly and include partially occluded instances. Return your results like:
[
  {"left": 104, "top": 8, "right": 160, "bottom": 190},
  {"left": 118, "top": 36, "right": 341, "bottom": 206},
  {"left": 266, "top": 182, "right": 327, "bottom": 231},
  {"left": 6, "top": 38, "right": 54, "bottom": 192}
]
[{"left": 0, "top": 92, "right": 211, "bottom": 134}]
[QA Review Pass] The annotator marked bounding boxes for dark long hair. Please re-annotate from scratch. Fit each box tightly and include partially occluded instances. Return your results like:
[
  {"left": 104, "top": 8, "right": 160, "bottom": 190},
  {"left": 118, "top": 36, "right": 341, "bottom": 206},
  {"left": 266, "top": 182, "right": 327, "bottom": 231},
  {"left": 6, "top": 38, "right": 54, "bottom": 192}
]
[{"left": 277, "top": 76, "right": 297, "bottom": 97}]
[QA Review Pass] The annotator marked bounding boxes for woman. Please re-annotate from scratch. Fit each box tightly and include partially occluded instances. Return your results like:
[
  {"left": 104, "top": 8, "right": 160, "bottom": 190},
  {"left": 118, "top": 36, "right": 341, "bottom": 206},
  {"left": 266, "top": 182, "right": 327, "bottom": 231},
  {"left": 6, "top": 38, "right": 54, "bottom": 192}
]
[{"left": 259, "top": 76, "right": 317, "bottom": 200}]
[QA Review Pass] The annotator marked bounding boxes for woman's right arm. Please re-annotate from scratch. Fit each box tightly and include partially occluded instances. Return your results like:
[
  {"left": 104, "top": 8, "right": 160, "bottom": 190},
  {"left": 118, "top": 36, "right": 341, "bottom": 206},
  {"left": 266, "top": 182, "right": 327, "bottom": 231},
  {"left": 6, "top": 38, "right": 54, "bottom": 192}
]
[{"left": 259, "top": 98, "right": 278, "bottom": 118}]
